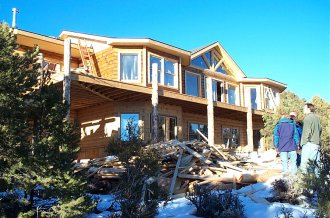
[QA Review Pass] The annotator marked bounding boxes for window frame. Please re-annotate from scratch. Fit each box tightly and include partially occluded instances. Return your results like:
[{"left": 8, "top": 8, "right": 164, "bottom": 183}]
[
  {"left": 222, "top": 126, "right": 240, "bottom": 149},
  {"left": 185, "top": 71, "right": 201, "bottom": 97},
  {"left": 148, "top": 53, "right": 179, "bottom": 88},
  {"left": 204, "top": 78, "right": 224, "bottom": 102},
  {"left": 226, "top": 83, "right": 239, "bottom": 106},
  {"left": 244, "top": 85, "right": 261, "bottom": 110},
  {"left": 188, "top": 122, "right": 208, "bottom": 141},
  {"left": 118, "top": 50, "right": 142, "bottom": 83}
]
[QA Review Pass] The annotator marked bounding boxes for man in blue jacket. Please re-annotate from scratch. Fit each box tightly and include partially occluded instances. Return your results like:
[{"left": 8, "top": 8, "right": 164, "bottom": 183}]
[{"left": 274, "top": 113, "right": 300, "bottom": 175}]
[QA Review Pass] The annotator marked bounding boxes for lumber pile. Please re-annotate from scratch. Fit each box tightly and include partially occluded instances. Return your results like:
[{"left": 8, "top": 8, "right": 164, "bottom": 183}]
[{"left": 74, "top": 140, "right": 278, "bottom": 196}]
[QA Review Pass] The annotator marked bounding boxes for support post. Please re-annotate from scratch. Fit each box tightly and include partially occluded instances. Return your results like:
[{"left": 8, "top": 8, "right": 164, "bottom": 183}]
[
  {"left": 151, "top": 63, "right": 159, "bottom": 143},
  {"left": 206, "top": 76, "right": 214, "bottom": 147},
  {"left": 63, "top": 38, "right": 71, "bottom": 121},
  {"left": 246, "top": 89, "right": 254, "bottom": 151}
]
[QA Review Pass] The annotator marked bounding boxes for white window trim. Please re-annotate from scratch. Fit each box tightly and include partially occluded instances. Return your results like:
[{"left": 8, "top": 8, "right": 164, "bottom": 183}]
[
  {"left": 204, "top": 78, "right": 224, "bottom": 102},
  {"left": 185, "top": 71, "right": 201, "bottom": 97},
  {"left": 148, "top": 52, "right": 178, "bottom": 88},
  {"left": 118, "top": 49, "right": 142, "bottom": 83},
  {"left": 226, "top": 83, "right": 239, "bottom": 106},
  {"left": 244, "top": 85, "right": 261, "bottom": 110}
]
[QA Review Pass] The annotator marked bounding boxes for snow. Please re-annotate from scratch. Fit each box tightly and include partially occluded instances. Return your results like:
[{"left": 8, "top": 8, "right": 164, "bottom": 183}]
[{"left": 87, "top": 174, "right": 316, "bottom": 218}]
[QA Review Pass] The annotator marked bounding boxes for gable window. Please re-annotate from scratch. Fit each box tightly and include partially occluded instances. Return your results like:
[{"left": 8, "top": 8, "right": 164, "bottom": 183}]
[
  {"left": 119, "top": 52, "right": 141, "bottom": 82},
  {"left": 222, "top": 127, "right": 240, "bottom": 149},
  {"left": 189, "top": 123, "right": 208, "bottom": 141},
  {"left": 227, "top": 84, "right": 238, "bottom": 105},
  {"left": 120, "top": 113, "right": 139, "bottom": 141},
  {"left": 185, "top": 71, "right": 200, "bottom": 97},
  {"left": 149, "top": 54, "right": 178, "bottom": 88},
  {"left": 191, "top": 55, "right": 208, "bottom": 69},
  {"left": 191, "top": 50, "right": 227, "bottom": 74}
]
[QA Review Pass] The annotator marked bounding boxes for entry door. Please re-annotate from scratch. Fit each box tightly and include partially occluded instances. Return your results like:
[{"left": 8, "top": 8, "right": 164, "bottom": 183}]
[{"left": 253, "top": 130, "right": 261, "bottom": 151}]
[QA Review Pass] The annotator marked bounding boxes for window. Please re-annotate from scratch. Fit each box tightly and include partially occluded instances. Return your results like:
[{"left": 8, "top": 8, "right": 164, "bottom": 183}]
[
  {"left": 227, "top": 84, "right": 238, "bottom": 105},
  {"left": 120, "top": 113, "right": 139, "bottom": 141},
  {"left": 185, "top": 72, "right": 200, "bottom": 97},
  {"left": 151, "top": 115, "right": 177, "bottom": 141},
  {"left": 189, "top": 123, "right": 208, "bottom": 141},
  {"left": 149, "top": 54, "right": 178, "bottom": 87},
  {"left": 250, "top": 88, "right": 258, "bottom": 109},
  {"left": 191, "top": 55, "right": 208, "bottom": 69},
  {"left": 119, "top": 52, "right": 140, "bottom": 82},
  {"left": 204, "top": 79, "right": 224, "bottom": 102},
  {"left": 264, "top": 87, "right": 278, "bottom": 109},
  {"left": 222, "top": 127, "right": 240, "bottom": 149},
  {"left": 191, "top": 50, "right": 227, "bottom": 74}
]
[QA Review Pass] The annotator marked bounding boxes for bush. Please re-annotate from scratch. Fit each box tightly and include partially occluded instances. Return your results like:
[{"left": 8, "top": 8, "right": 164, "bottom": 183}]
[
  {"left": 187, "top": 186, "right": 246, "bottom": 218},
  {"left": 106, "top": 118, "right": 166, "bottom": 217},
  {"left": 269, "top": 178, "right": 301, "bottom": 205}
]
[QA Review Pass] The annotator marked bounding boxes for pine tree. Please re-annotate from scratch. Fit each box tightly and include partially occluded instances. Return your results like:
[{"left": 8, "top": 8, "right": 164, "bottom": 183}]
[{"left": 0, "top": 23, "right": 94, "bottom": 216}]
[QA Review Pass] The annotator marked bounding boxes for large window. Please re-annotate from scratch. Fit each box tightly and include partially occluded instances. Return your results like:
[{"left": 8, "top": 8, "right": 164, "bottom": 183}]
[
  {"left": 245, "top": 86, "right": 260, "bottom": 109},
  {"left": 188, "top": 123, "right": 208, "bottom": 141},
  {"left": 120, "top": 113, "right": 139, "bottom": 141},
  {"left": 185, "top": 72, "right": 200, "bottom": 97},
  {"left": 119, "top": 53, "right": 140, "bottom": 82},
  {"left": 222, "top": 127, "right": 240, "bottom": 149},
  {"left": 149, "top": 54, "right": 178, "bottom": 87},
  {"left": 227, "top": 84, "right": 238, "bottom": 105}
]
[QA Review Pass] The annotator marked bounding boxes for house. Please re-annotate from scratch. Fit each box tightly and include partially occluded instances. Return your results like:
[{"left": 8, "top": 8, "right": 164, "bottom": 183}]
[{"left": 14, "top": 28, "right": 286, "bottom": 159}]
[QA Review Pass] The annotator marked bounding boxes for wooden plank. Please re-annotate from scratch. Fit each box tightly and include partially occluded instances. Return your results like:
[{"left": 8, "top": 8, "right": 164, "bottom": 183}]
[
  {"left": 196, "top": 129, "right": 228, "bottom": 160},
  {"left": 169, "top": 149, "right": 183, "bottom": 197},
  {"left": 176, "top": 142, "right": 212, "bottom": 165},
  {"left": 217, "top": 160, "right": 249, "bottom": 173},
  {"left": 177, "top": 173, "right": 237, "bottom": 183},
  {"left": 75, "top": 81, "right": 113, "bottom": 102}
]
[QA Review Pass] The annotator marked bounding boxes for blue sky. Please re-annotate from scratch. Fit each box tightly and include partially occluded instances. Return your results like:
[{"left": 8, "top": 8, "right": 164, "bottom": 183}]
[{"left": 1, "top": 0, "right": 329, "bottom": 102}]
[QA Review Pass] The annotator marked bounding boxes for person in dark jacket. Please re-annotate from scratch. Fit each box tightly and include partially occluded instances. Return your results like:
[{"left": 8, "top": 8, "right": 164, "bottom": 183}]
[
  {"left": 274, "top": 113, "right": 300, "bottom": 175},
  {"left": 290, "top": 111, "right": 303, "bottom": 166}
]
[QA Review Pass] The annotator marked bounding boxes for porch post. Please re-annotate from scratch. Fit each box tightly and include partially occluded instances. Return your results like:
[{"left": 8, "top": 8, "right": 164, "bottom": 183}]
[
  {"left": 63, "top": 38, "right": 71, "bottom": 121},
  {"left": 246, "top": 89, "right": 254, "bottom": 151},
  {"left": 206, "top": 76, "right": 214, "bottom": 146},
  {"left": 151, "top": 63, "right": 159, "bottom": 143}
]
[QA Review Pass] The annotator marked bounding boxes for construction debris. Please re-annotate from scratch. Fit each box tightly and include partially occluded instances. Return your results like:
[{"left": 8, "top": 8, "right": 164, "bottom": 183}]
[{"left": 74, "top": 140, "right": 281, "bottom": 196}]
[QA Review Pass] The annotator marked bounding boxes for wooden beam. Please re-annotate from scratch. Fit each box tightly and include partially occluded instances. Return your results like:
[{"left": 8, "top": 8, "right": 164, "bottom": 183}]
[
  {"left": 63, "top": 38, "right": 71, "bottom": 120},
  {"left": 169, "top": 149, "right": 183, "bottom": 198},
  {"left": 206, "top": 76, "right": 215, "bottom": 147},
  {"left": 246, "top": 89, "right": 254, "bottom": 151},
  {"left": 196, "top": 129, "right": 228, "bottom": 160},
  {"left": 151, "top": 63, "right": 159, "bottom": 143},
  {"left": 214, "top": 58, "right": 224, "bottom": 71}
]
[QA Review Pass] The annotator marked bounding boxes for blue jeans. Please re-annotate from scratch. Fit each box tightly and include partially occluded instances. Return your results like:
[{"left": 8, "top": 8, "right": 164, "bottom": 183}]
[
  {"left": 280, "top": 151, "right": 297, "bottom": 174},
  {"left": 300, "top": 142, "right": 320, "bottom": 175}
]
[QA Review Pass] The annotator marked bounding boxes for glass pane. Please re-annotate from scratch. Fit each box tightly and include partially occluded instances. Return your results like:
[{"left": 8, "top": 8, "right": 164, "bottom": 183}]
[
  {"left": 212, "top": 80, "right": 217, "bottom": 101},
  {"left": 189, "top": 123, "right": 199, "bottom": 140},
  {"left": 222, "top": 127, "right": 240, "bottom": 148},
  {"left": 120, "top": 54, "right": 138, "bottom": 81},
  {"left": 191, "top": 56, "right": 208, "bottom": 69},
  {"left": 228, "top": 85, "right": 237, "bottom": 105},
  {"left": 186, "top": 73, "right": 199, "bottom": 96},
  {"left": 250, "top": 88, "right": 257, "bottom": 109},
  {"left": 169, "top": 117, "right": 177, "bottom": 140},
  {"left": 204, "top": 51, "right": 211, "bottom": 66},
  {"left": 149, "top": 55, "right": 161, "bottom": 83},
  {"left": 120, "top": 113, "right": 139, "bottom": 141},
  {"left": 216, "top": 65, "right": 226, "bottom": 74},
  {"left": 164, "top": 60, "right": 175, "bottom": 86}
]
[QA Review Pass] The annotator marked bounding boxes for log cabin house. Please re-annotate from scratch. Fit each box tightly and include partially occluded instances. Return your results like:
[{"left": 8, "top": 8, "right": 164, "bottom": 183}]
[{"left": 14, "top": 28, "right": 286, "bottom": 159}]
